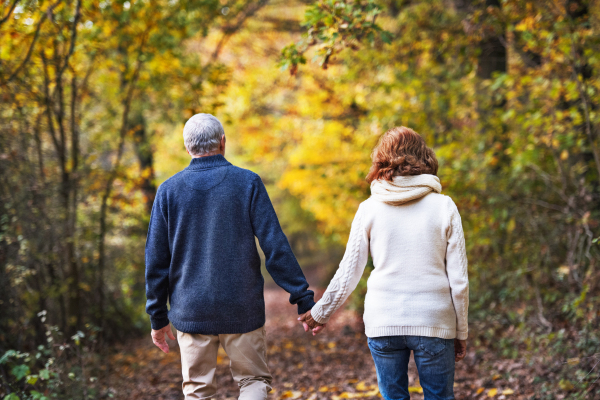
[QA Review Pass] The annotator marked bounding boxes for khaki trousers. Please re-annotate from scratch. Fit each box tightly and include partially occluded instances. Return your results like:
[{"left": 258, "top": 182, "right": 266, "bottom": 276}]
[{"left": 177, "top": 326, "right": 273, "bottom": 400}]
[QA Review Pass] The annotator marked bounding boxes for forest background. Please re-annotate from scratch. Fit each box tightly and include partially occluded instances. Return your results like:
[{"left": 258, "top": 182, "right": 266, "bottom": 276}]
[{"left": 1, "top": 0, "right": 599, "bottom": 399}]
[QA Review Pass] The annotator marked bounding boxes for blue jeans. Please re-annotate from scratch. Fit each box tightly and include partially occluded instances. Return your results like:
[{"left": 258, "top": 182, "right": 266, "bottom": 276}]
[{"left": 368, "top": 336, "right": 455, "bottom": 400}]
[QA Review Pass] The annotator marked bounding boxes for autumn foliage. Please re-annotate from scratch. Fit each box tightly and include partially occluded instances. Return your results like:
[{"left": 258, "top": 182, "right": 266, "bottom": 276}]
[{"left": 1, "top": 0, "right": 600, "bottom": 398}]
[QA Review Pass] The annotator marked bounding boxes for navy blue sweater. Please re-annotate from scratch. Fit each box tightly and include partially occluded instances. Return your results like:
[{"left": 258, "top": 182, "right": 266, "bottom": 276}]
[{"left": 145, "top": 155, "right": 315, "bottom": 334}]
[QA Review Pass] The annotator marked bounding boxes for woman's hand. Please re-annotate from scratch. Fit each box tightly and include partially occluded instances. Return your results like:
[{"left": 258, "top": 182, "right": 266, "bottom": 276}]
[
  {"left": 454, "top": 339, "right": 467, "bottom": 362},
  {"left": 298, "top": 310, "right": 326, "bottom": 335}
]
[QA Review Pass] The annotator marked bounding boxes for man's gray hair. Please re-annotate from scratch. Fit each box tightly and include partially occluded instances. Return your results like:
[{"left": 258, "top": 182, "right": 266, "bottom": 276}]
[{"left": 183, "top": 113, "right": 225, "bottom": 156}]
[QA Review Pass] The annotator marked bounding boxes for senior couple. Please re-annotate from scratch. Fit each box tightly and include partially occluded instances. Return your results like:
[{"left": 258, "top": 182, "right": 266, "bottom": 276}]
[{"left": 145, "top": 114, "right": 469, "bottom": 400}]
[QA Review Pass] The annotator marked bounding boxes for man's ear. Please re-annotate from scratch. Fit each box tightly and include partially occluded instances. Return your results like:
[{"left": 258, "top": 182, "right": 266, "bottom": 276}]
[
  {"left": 220, "top": 135, "right": 226, "bottom": 154},
  {"left": 186, "top": 147, "right": 190, "bottom": 156}
]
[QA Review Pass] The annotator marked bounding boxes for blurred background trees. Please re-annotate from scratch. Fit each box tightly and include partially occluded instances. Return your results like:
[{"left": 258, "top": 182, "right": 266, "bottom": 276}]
[{"left": 1, "top": 0, "right": 599, "bottom": 397}]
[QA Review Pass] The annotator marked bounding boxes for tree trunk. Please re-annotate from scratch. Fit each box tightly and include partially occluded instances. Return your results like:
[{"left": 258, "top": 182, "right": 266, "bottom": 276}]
[{"left": 131, "top": 111, "right": 157, "bottom": 214}]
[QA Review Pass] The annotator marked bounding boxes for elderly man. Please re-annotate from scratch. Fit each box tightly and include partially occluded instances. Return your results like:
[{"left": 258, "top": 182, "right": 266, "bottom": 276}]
[{"left": 145, "top": 113, "right": 319, "bottom": 400}]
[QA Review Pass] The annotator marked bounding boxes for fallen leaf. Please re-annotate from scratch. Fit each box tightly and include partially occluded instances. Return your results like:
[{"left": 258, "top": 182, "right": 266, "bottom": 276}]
[
  {"left": 408, "top": 386, "right": 423, "bottom": 393},
  {"left": 476, "top": 387, "right": 485, "bottom": 394},
  {"left": 567, "top": 358, "right": 580, "bottom": 365},
  {"left": 279, "top": 390, "right": 302, "bottom": 399},
  {"left": 559, "top": 379, "right": 574, "bottom": 391},
  {"left": 502, "top": 388, "right": 515, "bottom": 395},
  {"left": 332, "top": 389, "right": 379, "bottom": 399},
  {"left": 318, "top": 386, "right": 329, "bottom": 392},
  {"left": 328, "top": 342, "right": 336, "bottom": 349},
  {"left": 492, "top": 374, "right": 501, "bottom": 380},
  {"left": 488, "top": 388, "right": 498, "bottom": 397}
]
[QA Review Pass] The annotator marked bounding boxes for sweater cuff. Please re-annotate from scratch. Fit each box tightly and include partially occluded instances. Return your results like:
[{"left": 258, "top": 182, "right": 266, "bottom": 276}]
[
  {"left": 456, "top": 330, "right": 468, "bottom": 340},
  {"left": 310, "top": 303, "right": 330, "bottom": 325},
  {"left": 151, "top": 315, "right": 170, "bottom": 331},
  {"left": 296, "top": 295, "right": 316, "bottom": 315}
]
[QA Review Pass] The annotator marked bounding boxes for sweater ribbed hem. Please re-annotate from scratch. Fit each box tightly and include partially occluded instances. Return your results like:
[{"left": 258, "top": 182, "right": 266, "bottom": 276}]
[
  {"left": 366, "top": 325, "right": 464, "bottom": 340},
  {"left": 170, "top": 315, "right": 266, "bottom": 335},
  {"left": 297, "top": 296, "right": 316, "bottom": 315},
  {"left": 310, "top": 303, "right": 329, "bottom": 324},
  {"left": 150, "top": 316, "right": 170, "bottom": 331}
]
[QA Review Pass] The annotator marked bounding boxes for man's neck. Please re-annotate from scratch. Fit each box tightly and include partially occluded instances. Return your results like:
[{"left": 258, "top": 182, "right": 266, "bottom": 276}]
[{"left": 191, "top": 151, "right": 223, "bottom": 158}]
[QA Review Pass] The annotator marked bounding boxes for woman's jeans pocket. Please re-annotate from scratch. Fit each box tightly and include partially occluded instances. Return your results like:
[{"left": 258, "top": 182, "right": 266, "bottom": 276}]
[
  {"left": 367, "top": 336, "right": 391, "bottom": 352},
  {"left": 418, "top": 336, "right": 447, "bottom": 357}
]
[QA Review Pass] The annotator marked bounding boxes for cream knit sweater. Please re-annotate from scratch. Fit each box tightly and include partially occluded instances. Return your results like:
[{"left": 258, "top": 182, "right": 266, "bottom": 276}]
[{"left": 311, "top": 174, "right": 469, "bottom": 340}]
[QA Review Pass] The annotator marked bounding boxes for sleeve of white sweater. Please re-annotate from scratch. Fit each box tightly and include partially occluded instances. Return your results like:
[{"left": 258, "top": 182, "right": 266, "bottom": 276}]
[
  {"left": 311, "top": 204, "right": 369, "bottom": 324},
  {"left": 446, "top": 198, "right": 469, "bottom": 340}
]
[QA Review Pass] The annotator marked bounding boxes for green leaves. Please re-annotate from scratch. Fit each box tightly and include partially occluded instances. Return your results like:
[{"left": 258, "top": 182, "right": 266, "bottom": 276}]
[
  {"left": 10, "top": 364, "right": 30, "bottom": 381},
  {"left": 278, "top": 44, "right": 307, "bottom": 76},
  {"left": 280, "top": 0, "right": 391, "bottom": 74}
]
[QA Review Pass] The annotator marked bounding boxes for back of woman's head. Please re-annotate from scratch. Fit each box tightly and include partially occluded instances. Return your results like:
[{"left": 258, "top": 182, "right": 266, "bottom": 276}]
[{"left": 366, "top": 126, "right": 438, "bottom": 183}]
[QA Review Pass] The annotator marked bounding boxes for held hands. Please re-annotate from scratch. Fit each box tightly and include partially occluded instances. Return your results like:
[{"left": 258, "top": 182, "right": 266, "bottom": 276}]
[
  {"left": 298, "top": 310, "right": 326, "bottom": 335},
  {"left": 151, "top": 325, "right": 176, "bottom": 353},
  {"left": 454, "top": 339, "right": 467, "bottom": 362}
]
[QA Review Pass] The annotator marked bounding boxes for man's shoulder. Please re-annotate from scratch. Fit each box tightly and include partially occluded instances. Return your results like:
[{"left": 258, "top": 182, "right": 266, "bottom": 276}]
[
  {"left": 225, "top": 164, "right": 262, "bottom": 184},
  {"left": 156, "top": 170, "right": 185, "bottom": 192}
]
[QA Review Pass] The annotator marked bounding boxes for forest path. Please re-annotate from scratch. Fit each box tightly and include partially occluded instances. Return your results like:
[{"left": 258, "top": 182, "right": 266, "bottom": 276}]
[{"left": 106, "top": 289, "right": 532, "bottom": 399}]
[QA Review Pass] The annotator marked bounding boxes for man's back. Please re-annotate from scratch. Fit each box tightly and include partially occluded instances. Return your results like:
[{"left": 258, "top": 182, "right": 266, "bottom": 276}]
[{"left": 145, "top": 154, "right": 315, "bottom": 335}]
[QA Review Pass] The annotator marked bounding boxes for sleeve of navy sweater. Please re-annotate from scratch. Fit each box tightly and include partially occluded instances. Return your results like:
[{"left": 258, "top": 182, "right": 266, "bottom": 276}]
[
  {"left": 250, "top": 176, "right": 316, "bottom": 314},
  {"left": 145, "top": 189, "right": 171, "bottom": 330}
]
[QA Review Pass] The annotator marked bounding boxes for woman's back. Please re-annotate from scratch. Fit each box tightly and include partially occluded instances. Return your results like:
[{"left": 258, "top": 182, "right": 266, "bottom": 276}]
[{"left": 361, "top": 189, "right": 467, "bottom": 339}]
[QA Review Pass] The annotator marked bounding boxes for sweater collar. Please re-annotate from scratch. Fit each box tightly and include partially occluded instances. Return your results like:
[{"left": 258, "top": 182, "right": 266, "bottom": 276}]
[
  {"left": 186, "top": 154, "right": 231, "bottom": 171},
  {"left": 370, "top": 174, "right": 442, "bottom": 206}
]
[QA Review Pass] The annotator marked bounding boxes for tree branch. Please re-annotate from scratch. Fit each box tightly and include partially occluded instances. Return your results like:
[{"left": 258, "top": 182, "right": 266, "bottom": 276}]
[
  {"left": 210, "top": 0, "right": 270, "bottom": 63},
  {"left": 0, "top": 0, "right": 20, "bottom": 27},
  {"left": 4, "top": 0, "right": 61, "bottom": 84},
  {"left": 57, "top": 0, "right": 82, "bottom": 80}
]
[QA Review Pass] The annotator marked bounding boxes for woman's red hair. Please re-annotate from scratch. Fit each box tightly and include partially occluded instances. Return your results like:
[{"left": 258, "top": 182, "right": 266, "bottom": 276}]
[{"left": 366, "top": 126, "right": 438, "bottom": 183}]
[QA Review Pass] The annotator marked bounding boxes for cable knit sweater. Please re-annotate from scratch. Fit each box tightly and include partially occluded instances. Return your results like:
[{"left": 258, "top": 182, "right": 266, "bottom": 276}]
[{"left": 311, "top": 174, "right": 469, "bottom": 340}]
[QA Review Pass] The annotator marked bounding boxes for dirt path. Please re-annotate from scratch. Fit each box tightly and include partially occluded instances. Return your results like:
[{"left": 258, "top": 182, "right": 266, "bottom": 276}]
[{"left": 105, "top": 289, "right": 534, "bottom": 399}]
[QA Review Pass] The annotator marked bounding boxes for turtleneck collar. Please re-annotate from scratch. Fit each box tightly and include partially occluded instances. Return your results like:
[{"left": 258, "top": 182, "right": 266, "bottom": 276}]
[{"left": 186, "top": 154, "right": 231, "bottom": 170}]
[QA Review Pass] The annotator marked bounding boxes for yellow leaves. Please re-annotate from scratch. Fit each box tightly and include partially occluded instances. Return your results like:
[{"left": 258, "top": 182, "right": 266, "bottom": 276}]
[
  {"left": 327, "top": 341, "right": 336, "bottom": 349},
  {"left": 506, "top": 218, "right": 516, "bottom": 233},
  {"left": 566, "top": 357, "right": 580, "bottom": 365},
  {"left": 485, "top": 388, "right": 516, "bottom": 397},
  {"left": 318, "top": 381, "right": 380, "bottom": 399},
  {"left": 559, "top": 379, "right": 574, "bottom": 391},
  {"left": 279, "top": 390, "right": 302, "bottom": 399},
  {"left": 515, "top": 16, "right": 539, "bottom": 32},
  {"left": 408, "top": 386, "right": 424, "bottom": 393},
  {"left": 354, "top": 381, "right": 373, "bottom": 391}
]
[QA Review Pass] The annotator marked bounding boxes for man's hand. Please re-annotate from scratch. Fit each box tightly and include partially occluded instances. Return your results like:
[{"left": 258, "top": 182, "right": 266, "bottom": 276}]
[
  {"left": 454, "top": 339, "right": 467, "bottom": 362},
  {"left": 152, "top": 325, "right": 176, "bottom": 353},
  {"left": 298, "top": 310, "right": 326, "bottom": 336}
]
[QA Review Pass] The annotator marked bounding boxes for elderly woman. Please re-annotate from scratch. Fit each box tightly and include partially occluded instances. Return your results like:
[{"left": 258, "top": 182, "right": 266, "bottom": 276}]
[{"left": 300, "top": 127, "right": 469, "bottom": 400}]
